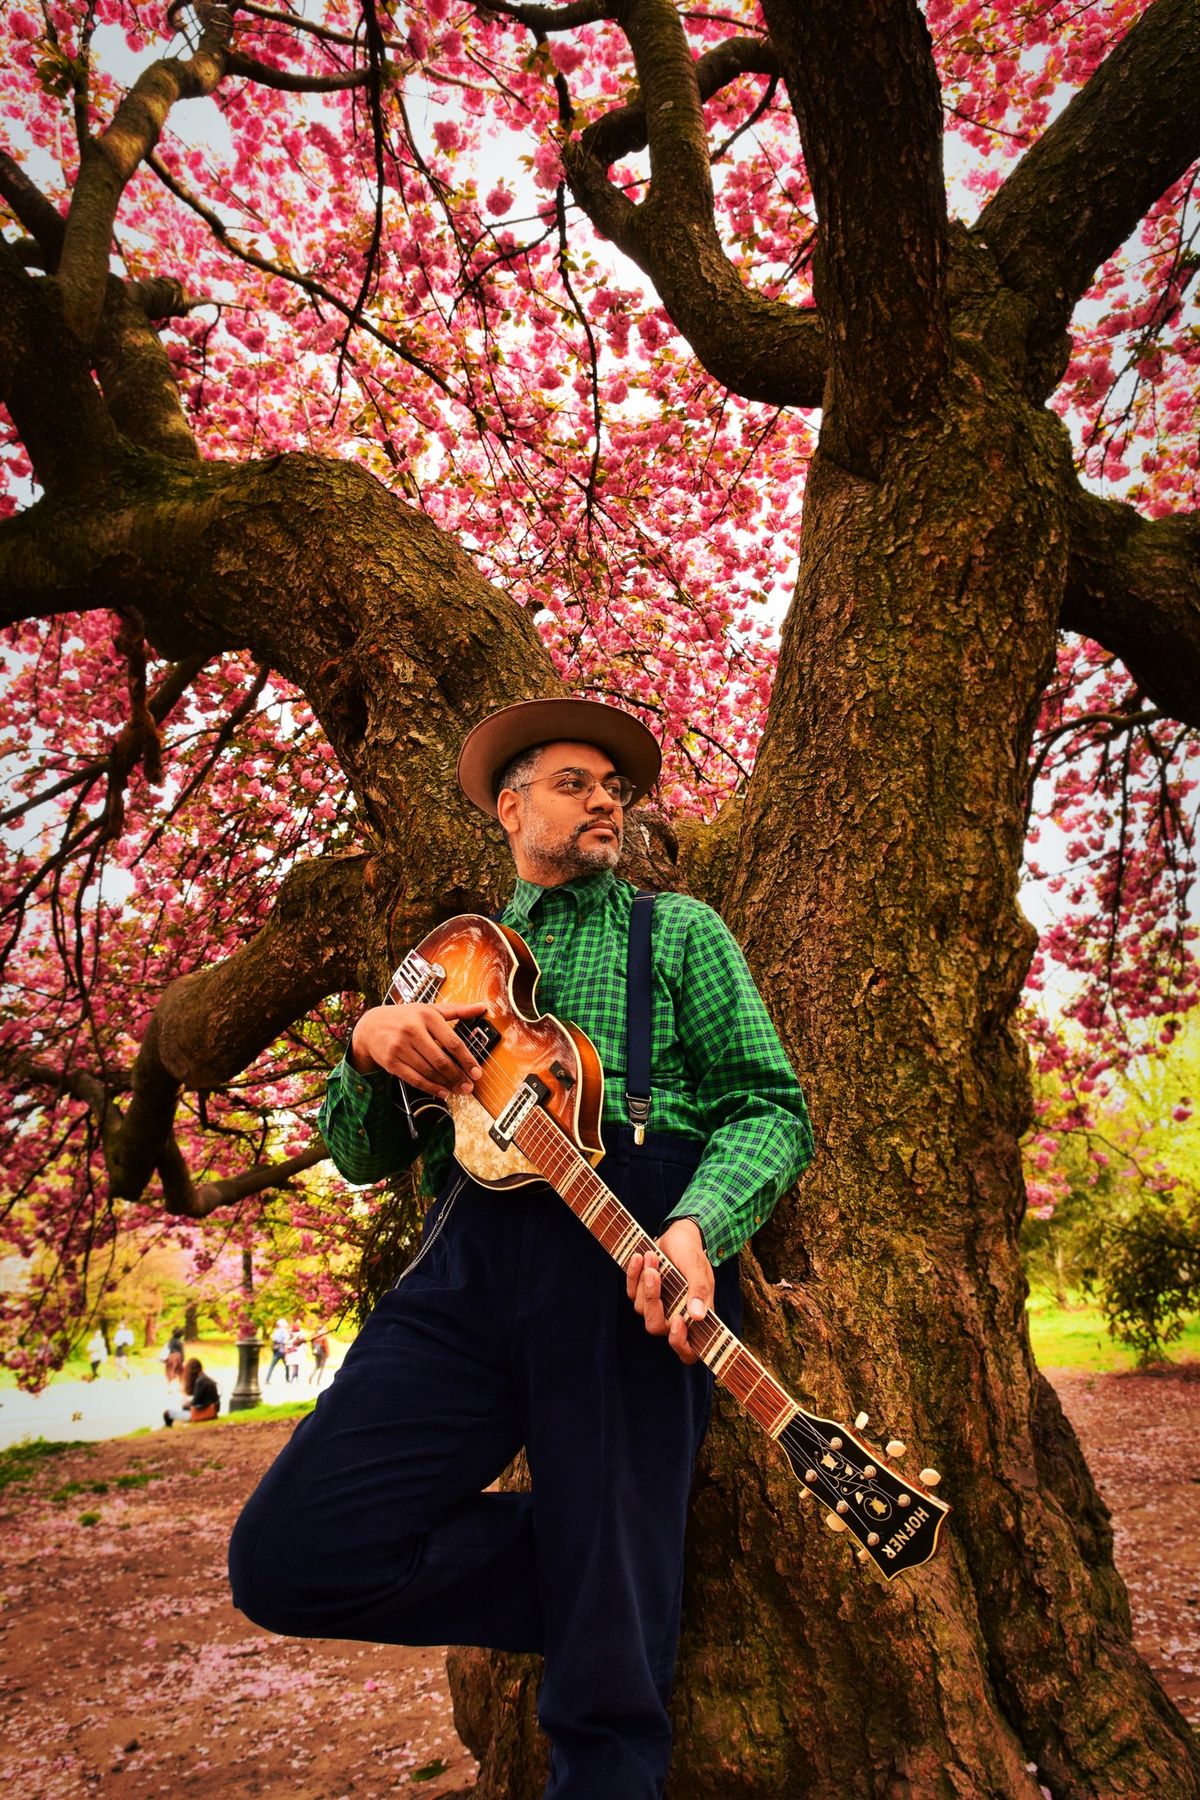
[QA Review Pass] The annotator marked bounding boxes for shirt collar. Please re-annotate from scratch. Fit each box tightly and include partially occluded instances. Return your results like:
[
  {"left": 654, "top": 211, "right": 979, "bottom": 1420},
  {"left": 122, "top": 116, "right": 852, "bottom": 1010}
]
[{"left": 509, "top": 869, "right": 617, "bottom": 922}]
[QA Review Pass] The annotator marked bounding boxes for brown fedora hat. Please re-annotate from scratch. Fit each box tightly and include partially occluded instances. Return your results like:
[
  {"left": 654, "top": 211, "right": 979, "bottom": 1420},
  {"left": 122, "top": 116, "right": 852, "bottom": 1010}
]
[{"left": 457, "top": 698, "right": 661, "bottom": 818}]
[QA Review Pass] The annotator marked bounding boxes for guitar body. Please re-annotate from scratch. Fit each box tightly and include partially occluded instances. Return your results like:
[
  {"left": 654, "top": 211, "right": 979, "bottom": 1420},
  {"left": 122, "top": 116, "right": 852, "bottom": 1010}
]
[
  {"left": 385, "top": 912, "right": 951, "bottom": 1580},
  {"left": 394, "top": 914, "right": 605, "bottom": 1190}
]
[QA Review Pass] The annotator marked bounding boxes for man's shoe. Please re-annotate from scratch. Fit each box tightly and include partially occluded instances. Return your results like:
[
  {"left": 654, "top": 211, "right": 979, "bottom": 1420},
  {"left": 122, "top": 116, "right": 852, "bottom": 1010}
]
[{"left": 163, "top": 1411, "right": 173, "bottom": 1427}]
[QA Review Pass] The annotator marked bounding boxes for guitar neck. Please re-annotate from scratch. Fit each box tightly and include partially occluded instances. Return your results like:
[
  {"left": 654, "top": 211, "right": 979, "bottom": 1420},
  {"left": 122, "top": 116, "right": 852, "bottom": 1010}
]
[{"left": 512, "top": 1107, "right": 799, "bottom": 1442}]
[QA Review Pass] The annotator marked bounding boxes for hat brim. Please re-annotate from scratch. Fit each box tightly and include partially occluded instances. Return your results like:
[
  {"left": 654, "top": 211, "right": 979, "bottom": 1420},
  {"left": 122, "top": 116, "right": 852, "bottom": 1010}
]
[{"left": 457, "top": 699, "right": 661, "bottom": 818}]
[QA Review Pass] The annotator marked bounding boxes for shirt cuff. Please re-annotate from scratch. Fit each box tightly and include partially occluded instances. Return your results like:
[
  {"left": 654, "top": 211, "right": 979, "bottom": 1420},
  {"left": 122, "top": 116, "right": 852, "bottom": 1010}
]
[
  {"left": 659, "top": 1193, "right": 739, "bottom": 1266},
  {"left": 336, "top": 1051, "right": 391, "bottom": 1096}
]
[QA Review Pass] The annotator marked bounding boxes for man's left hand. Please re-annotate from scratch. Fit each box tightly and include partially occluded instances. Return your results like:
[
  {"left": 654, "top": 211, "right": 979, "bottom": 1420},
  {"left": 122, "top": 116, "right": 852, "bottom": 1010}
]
[{"left": 626, "top": 1218, "right": 714, "bottom": 1366}]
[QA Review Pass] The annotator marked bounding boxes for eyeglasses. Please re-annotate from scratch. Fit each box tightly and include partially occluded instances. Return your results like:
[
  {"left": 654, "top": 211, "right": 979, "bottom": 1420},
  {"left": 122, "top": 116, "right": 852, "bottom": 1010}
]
[{"left": 511, "top": 768, "right": 635, "bottom": 806}]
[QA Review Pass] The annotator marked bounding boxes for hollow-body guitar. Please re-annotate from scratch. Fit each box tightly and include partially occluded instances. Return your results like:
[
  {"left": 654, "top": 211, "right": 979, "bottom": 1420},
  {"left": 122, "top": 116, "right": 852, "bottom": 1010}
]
[{"left": 387, "top": 914, "right": 950, "bottom": 1580}]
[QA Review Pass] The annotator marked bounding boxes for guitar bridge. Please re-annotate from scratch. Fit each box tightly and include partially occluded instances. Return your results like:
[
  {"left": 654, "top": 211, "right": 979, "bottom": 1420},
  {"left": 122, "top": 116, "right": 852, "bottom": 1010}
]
[{"left": 490, "top": 1074, "right": 550, "bottom": 1149}]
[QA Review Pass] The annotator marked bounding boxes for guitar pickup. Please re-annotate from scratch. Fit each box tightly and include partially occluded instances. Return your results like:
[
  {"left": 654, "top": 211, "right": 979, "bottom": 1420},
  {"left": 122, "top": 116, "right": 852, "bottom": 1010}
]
[
  {"left": 456, "top": 1015, "right": 500, "bottom": 1064},
  {"left": 490, "top": 1073, "right": 550, "bottom": 1149}
]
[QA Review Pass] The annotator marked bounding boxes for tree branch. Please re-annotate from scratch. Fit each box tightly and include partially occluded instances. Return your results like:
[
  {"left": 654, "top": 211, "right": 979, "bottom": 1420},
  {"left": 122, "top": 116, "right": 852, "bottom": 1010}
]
[
  {"left": 580, "top": 33, "right": 779, "bottom": 170},
  {"left": 163, "top": 1141, "right": 328, "bottom": 1219},
  {"left": 0, "top": 241, "right": 121, "bottom": 494},
  {"left": 758, "top": 0, "right": 949, "bottom": 471},
  {"left": 1062, "top": 486, "right": 1200, "bottom": 731},
  {"left": 0, "top": 150, "right": 66, "bottom": 265},
  {"left": 479, "top": 0, "right": 614, "bottom": 26},
  {"left": 225, "top": 47, "right": 396, "bottom": 92},
  {"left": 9, "top": 1050, "right": 330, "bottom": 1219},
  {"left": 94, "top": 279, "right": 199, "bottom": 461},
  {"left": 68, "top": 853, "right": 367, "bottom": 1203},
  {"left": 125, "top": 276, "right": 195, "bottom": 320},
  {"left": 559, "top": 5, "right": 827, "bottom": 408},
  {"left": 57, "top": 0, "right": 233, "bottom": 346},
  {"left": 1, "top": 151, "right": 196, "bottom": 461},
  {"left": 977, "top": 0, "right": 1200, "bottom": 399}
]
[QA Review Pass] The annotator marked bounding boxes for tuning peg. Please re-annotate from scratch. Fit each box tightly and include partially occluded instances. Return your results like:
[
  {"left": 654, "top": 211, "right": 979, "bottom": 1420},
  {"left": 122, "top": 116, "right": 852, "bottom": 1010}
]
[
  {"left": 885, "top": 1439, "right": 907, "bottom": 1458},
  {"left": 919, "top": 1467, "right": 942, "bottom": 1487},
  {"left": 855, "top": 1411, "right": 869, "bottom": 1429},
  {"left": 824, "top": 1512, "right": 847, "bottom": 1533}
]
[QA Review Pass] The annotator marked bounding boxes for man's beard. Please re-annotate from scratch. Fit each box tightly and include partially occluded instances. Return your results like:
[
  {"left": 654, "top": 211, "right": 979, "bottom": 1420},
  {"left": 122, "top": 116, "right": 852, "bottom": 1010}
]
[{"left": 520, "top": 813, "right": 623, "bottom": 882}]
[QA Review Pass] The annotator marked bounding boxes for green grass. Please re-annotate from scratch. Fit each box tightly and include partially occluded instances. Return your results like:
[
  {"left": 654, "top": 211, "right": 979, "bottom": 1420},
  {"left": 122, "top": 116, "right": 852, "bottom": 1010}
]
[
  {"left": 0, "top": 1438, "right": 87, "bottom": 1492},
  {"left": 220, "top": 1398, "right": 315, "bottom": 1425},
  {"left": 121, "top": 1396, "right": 315, "bottom": 1439},
  {"left": 1027, "top": 1288, "right": 1200, "bottom": 1372}
]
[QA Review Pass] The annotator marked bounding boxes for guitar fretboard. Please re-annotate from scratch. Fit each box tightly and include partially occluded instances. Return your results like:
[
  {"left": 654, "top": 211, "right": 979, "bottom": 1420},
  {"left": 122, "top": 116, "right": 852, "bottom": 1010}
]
[{"left": 513, "top": 1106, "right": 799, "bottom": 1441}]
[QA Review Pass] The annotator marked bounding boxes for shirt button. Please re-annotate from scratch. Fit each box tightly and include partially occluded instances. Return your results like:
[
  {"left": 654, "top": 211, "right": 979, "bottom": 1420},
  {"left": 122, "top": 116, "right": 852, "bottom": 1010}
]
[{"left": 545, "top": 933, "right": 554, "bottom": 944}]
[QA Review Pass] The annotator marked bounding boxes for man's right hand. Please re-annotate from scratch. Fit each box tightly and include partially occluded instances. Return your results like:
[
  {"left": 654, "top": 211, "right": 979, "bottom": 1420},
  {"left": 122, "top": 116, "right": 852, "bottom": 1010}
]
[{"left": 349, "top": 1002, "right": 488, "bottom": 1099}]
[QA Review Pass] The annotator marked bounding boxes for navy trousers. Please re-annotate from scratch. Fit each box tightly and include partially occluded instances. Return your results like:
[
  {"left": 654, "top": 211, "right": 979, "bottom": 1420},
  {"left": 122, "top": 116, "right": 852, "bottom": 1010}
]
[{"left": 228, "top": 1128, "right": 741, "bottom": 1800}]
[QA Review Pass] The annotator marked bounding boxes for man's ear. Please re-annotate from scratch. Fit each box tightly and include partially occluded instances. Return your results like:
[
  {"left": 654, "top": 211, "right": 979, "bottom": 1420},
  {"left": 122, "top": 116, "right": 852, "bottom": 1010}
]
[{"left": 496, "top": 787, "right": 523, "bottom": 835}]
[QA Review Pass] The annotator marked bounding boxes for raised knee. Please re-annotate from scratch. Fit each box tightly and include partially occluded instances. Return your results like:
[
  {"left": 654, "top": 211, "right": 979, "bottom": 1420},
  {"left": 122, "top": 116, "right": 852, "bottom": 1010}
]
[{"left": 227, "top": 1502, "right": 307, "bottom": 1635}]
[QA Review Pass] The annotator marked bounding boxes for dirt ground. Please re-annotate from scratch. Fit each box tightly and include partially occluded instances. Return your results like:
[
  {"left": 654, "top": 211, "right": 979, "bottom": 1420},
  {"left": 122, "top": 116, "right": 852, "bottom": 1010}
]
[{"left": 0, "top": 1368, "right": 1195, "bottom": 1798}]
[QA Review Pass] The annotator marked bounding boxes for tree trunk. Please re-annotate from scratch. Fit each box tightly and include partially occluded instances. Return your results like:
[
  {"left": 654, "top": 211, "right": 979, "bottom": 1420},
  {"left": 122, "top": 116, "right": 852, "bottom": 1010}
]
[{"left": 448, "top": 359, "right": 1200, "bottom": 1795}]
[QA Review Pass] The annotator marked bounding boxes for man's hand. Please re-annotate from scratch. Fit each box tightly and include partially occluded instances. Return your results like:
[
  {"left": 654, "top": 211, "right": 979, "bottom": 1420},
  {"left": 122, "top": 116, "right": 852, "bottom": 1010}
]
[
  {"left": 625, "top": 1218, "right": 714, "bottom": 1366},
  {"left": 349, "top": 1001, "right": 488, "bottom": 1099}
]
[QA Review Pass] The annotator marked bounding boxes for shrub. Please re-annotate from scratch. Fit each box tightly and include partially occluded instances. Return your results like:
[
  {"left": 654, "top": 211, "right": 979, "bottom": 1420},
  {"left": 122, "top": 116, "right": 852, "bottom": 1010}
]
[{"left": 1073, "top": 1192, "right": 1200, "bottom": 1364}]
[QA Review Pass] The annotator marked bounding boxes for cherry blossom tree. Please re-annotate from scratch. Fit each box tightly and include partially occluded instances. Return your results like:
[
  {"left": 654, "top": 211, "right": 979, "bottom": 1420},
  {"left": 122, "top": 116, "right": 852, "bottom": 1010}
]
[{"left": 1, "top": 0, "right": 1198, "bottom": 1792}]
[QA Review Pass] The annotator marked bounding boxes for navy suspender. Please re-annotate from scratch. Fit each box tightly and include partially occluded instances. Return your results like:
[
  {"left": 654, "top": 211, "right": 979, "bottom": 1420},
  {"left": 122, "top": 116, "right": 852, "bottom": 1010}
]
[{"left": 625, "top": 889, "right": 657, "bottom": 1145}]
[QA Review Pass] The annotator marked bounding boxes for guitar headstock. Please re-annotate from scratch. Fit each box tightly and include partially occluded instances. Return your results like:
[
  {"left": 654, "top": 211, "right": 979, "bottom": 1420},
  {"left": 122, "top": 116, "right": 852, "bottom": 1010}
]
[{"left": 779, "top": 1407, "right": 950, "bottom": 1579}]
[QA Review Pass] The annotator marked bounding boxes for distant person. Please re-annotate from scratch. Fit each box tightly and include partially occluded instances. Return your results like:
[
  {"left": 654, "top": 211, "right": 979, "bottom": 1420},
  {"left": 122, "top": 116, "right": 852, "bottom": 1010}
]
[
  {"left": 113, "top": 1319, "right": 135, "bottom": 1379},
  {"left": 86, "top": 1328, "right": 108, "bottom": 1381},
  {"left": 264, "top": 1318, "right": 289, "bottom": 1385},
  {"left": 163, "top": 1358, "right": 220, "bottom": 1426},
  {"left": 162, "top": 1327, "right": 185, "bottom": 1387},
  {"left": 310, "top": 1327, "right": 330, "bottom": 1389},
  {"left": 285, "top": 1321, "right": 304, "bottom": 1385}
]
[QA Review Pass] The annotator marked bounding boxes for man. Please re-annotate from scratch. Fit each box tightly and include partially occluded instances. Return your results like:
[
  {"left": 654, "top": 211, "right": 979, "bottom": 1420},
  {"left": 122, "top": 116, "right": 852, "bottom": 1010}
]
[
  {"left": 263, "top": 1316, "right": 288, "bottom": 1384},
  {"left": 229, "top": 697, "right": 813, "bottom": 1799},
  {"left": 113, "top": 1318, "right": 135, "bottom": 1378}
]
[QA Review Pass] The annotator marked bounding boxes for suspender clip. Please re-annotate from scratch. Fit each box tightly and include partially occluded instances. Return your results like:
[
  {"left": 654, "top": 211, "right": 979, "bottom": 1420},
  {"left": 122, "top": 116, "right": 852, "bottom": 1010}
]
[{"left": 626, "top": 1093, "right": 651, "bottom": 1148}]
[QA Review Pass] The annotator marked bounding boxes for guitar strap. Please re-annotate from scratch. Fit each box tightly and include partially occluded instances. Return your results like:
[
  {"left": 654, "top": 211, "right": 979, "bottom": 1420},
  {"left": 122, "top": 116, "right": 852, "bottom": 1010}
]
[{"left": 625, "top": 889, "right": 657, "bottom": 1146}]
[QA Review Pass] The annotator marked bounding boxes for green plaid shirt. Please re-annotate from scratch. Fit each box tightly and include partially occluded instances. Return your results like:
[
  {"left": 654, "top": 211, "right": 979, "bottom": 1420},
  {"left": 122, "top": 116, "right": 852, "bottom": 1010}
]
[{"left": 318, "top": 871, "right": 814, "bottom": 1264}]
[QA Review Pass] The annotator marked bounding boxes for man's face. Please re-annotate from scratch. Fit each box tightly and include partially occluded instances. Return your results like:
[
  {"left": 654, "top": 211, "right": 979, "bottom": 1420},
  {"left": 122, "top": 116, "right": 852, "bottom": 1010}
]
[{"left": 499, "top": 740, "right": 625, "bottom": 884}]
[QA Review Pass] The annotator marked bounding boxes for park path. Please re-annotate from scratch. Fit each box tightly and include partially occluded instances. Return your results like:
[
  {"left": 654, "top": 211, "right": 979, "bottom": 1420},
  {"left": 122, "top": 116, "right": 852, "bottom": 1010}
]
[
  {"left": 0, "top": 1368, "right": 1195, "bottom": 1798},
  {"left": 0, "top": 1349, "right": 346, "bottom": 1451}
]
